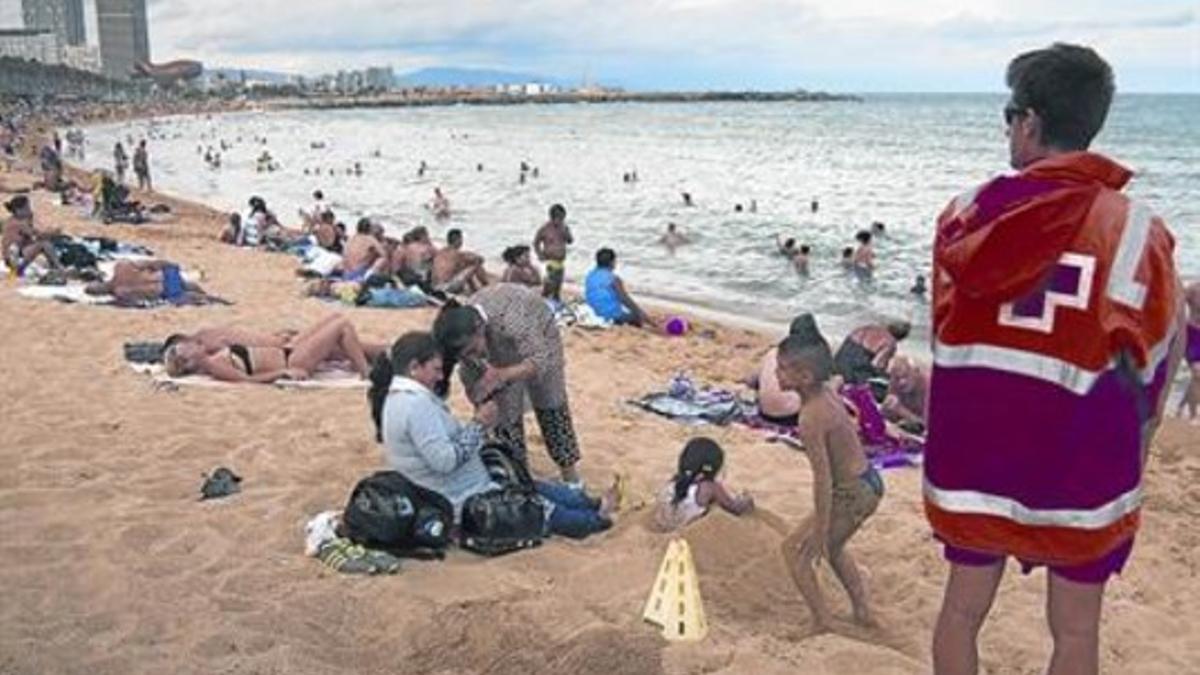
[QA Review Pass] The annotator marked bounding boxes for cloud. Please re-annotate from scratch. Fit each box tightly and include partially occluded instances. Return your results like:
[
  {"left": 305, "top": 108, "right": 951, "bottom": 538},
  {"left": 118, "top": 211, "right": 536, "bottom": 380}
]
[
  {"left": 934, "top": 9, "right": 1197, "bottom": 40},
  {"left": 141, "top": 0, "right": 1198, "bottom": 91}
]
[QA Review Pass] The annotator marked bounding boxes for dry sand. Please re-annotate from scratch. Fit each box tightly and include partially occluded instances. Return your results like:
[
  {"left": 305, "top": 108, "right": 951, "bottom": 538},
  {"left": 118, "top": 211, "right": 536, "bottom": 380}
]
[{"left": 1, "top": 167, "right": 1198, "bottom": 675}]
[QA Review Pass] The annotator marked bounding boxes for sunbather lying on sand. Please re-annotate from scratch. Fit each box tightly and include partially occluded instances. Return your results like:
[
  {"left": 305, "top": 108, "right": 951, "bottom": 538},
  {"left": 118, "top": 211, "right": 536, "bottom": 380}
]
[
  {"left": 163, "top": 314, "right": 382, "bottom": 383},
  {"left": 84, "top": 260, "right": 209, "bottom": 303}
]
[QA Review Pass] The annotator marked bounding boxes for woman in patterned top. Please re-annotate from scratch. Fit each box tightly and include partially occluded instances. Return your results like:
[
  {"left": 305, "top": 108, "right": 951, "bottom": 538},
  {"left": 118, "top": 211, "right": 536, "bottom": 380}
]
[{"left": 432, "top": 283, "right": 582, "bottom": 483}]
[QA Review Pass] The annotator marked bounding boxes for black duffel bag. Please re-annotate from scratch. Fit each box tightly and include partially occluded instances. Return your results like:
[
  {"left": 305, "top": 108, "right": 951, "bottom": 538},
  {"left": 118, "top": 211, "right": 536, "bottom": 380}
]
[
  {"left": 459, "top": 443, "right": 544, "bottom": 556},
  {"left": 342, "top": 470, "right": 453, "bottom": 559}
]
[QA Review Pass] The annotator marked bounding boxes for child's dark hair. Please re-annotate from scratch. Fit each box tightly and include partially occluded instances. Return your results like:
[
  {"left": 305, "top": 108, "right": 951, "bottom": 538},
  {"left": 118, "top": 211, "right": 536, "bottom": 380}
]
[
  {"left": 778, "top": 334, "right": 835, "bottom": 384},
  {"left": 430, "top": 299, "right": 483, "bottom": 398},
  {"left": 367, "top": 332, "right": 440, "bottom": 441},
  {"left": 672, "top": 437, "right": 725, "bottom": 504},
  {"left": 841, "top": 246, "right": 853, "bottom": 258}
]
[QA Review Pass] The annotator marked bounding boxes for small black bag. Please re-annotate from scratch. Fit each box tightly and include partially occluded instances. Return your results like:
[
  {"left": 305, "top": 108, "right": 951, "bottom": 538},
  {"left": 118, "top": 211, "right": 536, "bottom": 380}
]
[
  {"left": 342, "top": 471, "right": 453, "bottom": 558},
  {"left": 459, "top": 487, "right": 545, "bottom": 556},
  {"left": 459, "top": 441, "right": 543, "bottom": 556}
]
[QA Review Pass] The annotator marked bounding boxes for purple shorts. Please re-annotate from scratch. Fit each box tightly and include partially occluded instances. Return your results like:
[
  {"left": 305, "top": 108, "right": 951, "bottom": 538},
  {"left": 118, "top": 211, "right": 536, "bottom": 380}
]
[
  {"left": 1186, "top": 324, "right": 1200, "bottom": 365},
  {"left": 943, "top": 538, "right": 1134, "bottom": 585}
]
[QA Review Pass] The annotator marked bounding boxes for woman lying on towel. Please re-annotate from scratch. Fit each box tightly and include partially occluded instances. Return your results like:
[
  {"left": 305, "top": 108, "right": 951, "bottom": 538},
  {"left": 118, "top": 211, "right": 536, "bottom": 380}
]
[
  {"left": 84, "top": 260, "right": 209, "bottom": 304},
  {"left": 163, "top": 314, "right": 382, "bottom": 383}
]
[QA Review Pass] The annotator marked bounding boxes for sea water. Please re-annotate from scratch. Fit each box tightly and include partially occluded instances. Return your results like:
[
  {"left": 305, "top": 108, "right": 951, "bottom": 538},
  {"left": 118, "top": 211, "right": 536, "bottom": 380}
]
[{"left": 78, "top": 94, "right": 1199, "bottom": 338}]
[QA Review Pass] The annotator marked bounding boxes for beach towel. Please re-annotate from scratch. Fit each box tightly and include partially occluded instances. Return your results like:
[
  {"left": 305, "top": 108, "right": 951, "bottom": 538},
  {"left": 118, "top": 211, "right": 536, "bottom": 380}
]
[
  {"left": 632, "top": 374, "right": 924, "bottom": 470},
  {"left": 17, "top": 284, "right": 230, "bottom": 308},
  {"left": 628, "top": 374, "right": 747, "bottom": 425},
  {"left": 300, "top": 247, "right": 343, "bottom": 277},
  {"left": 554, "top": 301, "right": 613, "bottom": 330},
  {"left": 839, "top": 384, "right": 924, "bottom": 469},
  {"left": 127, "top": 361, "right": 367, "bottom": 390}
]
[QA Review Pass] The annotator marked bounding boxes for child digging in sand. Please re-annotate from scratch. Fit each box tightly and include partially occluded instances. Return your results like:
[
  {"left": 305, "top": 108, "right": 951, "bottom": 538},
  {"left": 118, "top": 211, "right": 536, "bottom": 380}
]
[
  {"left": 776, "top": 331, "right": 884, "bottom": 631},
  {"left": 653, "top": 437, "right": 754, "bottom": 532}
]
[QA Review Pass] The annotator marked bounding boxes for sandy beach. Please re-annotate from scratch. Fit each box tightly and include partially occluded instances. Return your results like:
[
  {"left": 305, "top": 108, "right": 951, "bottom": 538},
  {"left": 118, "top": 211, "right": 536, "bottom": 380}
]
[{"left": 1, "top": 162, "right": 1198, "bottom": 674}]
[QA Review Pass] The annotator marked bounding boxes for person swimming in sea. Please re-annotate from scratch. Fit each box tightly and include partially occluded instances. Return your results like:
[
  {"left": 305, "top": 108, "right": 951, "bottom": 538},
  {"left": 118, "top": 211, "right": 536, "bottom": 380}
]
[
  {"left": 659, "top": 223, "right": 690, "bottom": 250},
  {"left": 910, "top": 274, "right": 927, "bottom": 298},
  {"left": 682, "top": 192, "right": 693, "bottom": 207},
  {"left": 852, "top": 231, "right": 875, "bottom": 280}
]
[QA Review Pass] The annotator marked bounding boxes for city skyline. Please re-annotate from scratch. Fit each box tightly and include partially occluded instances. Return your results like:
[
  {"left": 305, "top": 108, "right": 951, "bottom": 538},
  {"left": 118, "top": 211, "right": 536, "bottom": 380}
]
[{"left": 1, "top": 0, "right": 1196, "bottom": 91}]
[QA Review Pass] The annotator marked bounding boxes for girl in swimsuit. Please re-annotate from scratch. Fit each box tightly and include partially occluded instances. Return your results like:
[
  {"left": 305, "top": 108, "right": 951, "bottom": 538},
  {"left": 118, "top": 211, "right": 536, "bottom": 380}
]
[{"left": 164, "top": 314, "right": 377, "bottom": 383}]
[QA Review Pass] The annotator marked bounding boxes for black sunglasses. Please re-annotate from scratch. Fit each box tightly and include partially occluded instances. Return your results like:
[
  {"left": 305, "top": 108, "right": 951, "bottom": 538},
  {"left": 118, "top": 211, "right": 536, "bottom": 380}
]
[{"left": 1003, "top": 103, "right": 1028, "bottom": 125}]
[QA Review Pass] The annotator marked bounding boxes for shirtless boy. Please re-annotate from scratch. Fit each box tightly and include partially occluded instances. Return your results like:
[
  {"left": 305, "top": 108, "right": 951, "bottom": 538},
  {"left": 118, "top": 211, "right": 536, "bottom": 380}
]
[
  {"left": 776, "top": 332, "right": 884, "bottom": 631},
  {"left": 533, "top": 203, "right": 572, "bottom": 302}
]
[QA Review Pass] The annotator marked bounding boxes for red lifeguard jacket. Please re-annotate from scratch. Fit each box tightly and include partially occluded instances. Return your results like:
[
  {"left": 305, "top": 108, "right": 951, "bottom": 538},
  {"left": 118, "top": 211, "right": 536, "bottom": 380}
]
[{"left": 924, "top": 151, "right": 1180, "bottom": 566}]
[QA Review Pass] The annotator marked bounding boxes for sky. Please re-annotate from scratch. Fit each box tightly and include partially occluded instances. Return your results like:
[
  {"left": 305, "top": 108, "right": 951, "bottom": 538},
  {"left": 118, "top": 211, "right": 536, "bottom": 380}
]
[{"left": 1, "top": 0, "right": 1197, "bottom": 91}]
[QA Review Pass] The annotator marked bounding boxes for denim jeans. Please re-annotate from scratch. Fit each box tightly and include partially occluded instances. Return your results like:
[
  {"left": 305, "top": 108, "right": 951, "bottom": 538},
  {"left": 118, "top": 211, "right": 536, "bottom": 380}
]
[{"left": 534, "top": 481, "right": 611, "bottom": 539}]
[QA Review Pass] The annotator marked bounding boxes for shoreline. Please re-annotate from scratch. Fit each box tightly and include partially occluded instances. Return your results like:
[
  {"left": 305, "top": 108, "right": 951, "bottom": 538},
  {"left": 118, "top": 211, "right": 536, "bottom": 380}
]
[{"left": 264, "top": 89, "right": 863, "bottom": 111}]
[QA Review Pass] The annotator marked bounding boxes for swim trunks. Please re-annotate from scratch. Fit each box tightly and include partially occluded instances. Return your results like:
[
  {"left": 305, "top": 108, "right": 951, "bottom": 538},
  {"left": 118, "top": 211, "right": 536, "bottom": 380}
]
[
  {"left": 829, "top": 467, "right": 883, "bottom": 548},
  {"left": 160, "top": 264, "right": 185, "bottom": 301},
  {"left": 943, "top": 538, "right": 1134, "bottom": 585}
]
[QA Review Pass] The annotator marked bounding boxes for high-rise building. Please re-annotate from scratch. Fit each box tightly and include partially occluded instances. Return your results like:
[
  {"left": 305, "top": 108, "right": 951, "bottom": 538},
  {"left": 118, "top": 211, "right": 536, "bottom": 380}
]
[
  {"left": 96, "top": 0, "right": 149, "bottom": 80},
  {"left": 0, "top": 28, "right": 60, "bottom": 65},
  {"left": 21, "top": 0, "right": 86, "bottom": 47}
]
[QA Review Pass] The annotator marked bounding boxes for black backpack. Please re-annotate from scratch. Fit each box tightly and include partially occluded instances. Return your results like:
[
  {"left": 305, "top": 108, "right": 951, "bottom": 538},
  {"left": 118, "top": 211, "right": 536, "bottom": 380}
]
[{"left": 342, "top": 471, "right": 453, "bottom": 558}]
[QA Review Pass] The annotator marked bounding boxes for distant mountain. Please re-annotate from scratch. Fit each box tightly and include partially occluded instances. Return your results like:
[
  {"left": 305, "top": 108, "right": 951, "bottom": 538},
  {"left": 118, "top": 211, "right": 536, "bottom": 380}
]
[
  {"left": 204, "top": 68, "right": 296, "bottom": 84},
  {"left": 397, "top": 67, "right": 564, "bottom": 88}
]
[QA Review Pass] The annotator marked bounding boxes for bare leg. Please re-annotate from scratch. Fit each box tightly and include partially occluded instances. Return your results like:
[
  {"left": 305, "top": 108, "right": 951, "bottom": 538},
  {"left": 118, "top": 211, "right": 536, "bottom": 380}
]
[
  {"left": 932, "top": 561, "right": 1004, "bottom": 675},
  {"left": 22, "top": 241, "right": 62, "bottom": 271},
  {"left": 1182, "top": 365, "right": 1200, "bottom": 420},
  {"left": 288, "top": 314, "right": 345, "bottom": 345},
  {"left": 782, "top": 518, "right": 833, "bottom": 632},
  {"left": 1046, "top": 573, "right": 1105, "bottom": 675},
  {"left": 829, "top": 547, "right": 876, "bottom": 627},
  {"left": 288, "top": 317, "right": 370, "bottom": 376}
]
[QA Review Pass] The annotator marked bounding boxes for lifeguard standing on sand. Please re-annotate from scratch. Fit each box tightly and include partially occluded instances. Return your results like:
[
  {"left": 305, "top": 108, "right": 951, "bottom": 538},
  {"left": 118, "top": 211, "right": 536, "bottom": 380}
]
[{"left": 924, "top": 43, "right": 1185, "bottom": 674}]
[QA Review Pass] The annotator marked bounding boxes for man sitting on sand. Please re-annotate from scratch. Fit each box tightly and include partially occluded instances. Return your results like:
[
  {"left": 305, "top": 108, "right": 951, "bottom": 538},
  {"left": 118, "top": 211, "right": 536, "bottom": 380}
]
[
  {"left": 833, "top": 321, "right": 910, "bottom": 385},
  {"left": 925, "top": 44, "right": 1183, "bottom": 675},
  {"left": 777, "top": 326, "right": 883, "bottom": 632},
  {"left": 431, "top": 229, "right": 489, "bottom": 295},
  {"left": 500, "top": 245, "right": 541, "bottom": 288},
  {"left": 393, "top": 226, "right": 438, "bottom": 284},
  {"left": 584, "top": 248, "right": 654, "bottom": 328},
  {"left": 880, "top": 356, "right": 928, "bottom": 429},
  {"left": 337, "top": 217, "right": 388, "bottom": 281},
  {"left": 2, "top": 195, "right": 63, "bottom": 274},
  {"left": 310, "top": 210, "right": 343, "bottom": 253}
]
